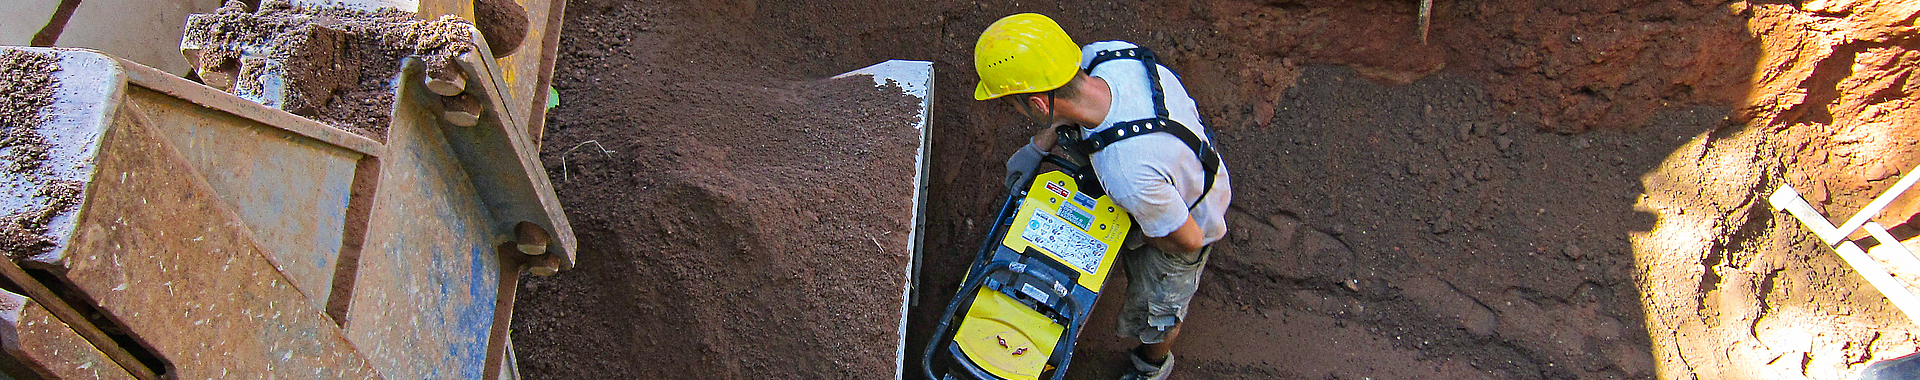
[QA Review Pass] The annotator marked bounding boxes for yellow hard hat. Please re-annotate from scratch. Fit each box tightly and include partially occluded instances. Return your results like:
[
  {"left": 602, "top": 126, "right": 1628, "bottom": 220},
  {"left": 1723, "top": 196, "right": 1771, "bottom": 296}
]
[{"left": 973, "top": 13, "right": 1081, "bottom": 101}]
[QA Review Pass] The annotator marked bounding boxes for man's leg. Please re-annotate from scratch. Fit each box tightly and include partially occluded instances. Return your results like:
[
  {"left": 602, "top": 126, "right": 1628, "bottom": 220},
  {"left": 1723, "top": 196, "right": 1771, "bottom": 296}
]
[
  {"left": 1115, "top": 245, "right": 1210, "bottom": 377},
  {"left": 1135, "top": 325, "right": 1180, "bottom": 364}
]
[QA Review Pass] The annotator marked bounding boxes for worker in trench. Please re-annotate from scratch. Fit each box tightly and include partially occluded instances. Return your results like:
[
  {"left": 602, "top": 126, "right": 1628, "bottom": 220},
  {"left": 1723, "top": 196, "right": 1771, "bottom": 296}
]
[{"left": 976, "top": 13, "right": 1232, "bottom": 380}]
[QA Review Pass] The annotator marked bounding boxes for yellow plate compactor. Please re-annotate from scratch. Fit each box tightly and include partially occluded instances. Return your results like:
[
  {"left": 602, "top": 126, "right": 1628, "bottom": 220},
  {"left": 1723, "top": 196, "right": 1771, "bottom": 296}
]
[{"left": 924, "top": 158, "right": 1132, "bottom": 380}]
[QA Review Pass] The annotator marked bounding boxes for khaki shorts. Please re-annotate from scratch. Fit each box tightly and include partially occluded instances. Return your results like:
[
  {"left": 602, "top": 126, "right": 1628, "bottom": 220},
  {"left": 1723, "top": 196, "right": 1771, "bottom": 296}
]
[{"left": 1115, "top": 244, "right": 1211, "bottom": 344}]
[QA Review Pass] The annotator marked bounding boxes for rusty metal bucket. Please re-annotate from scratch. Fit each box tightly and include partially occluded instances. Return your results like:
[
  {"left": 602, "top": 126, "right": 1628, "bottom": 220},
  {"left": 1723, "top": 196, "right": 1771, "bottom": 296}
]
[{"left": 0, "top": 41, "right": 569, "bottom": 380}]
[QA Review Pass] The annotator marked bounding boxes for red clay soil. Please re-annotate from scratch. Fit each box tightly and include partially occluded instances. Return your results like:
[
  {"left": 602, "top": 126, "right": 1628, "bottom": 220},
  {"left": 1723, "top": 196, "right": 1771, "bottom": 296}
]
[{"left": 515, "top": 0, "right": 1920, "bottom": 379}]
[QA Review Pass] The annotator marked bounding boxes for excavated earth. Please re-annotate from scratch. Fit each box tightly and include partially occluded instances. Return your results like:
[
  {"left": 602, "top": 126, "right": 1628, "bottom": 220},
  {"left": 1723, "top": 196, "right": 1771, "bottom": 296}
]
[{"left": 513, "top": 0, "right": 1920, "bottom": 379}]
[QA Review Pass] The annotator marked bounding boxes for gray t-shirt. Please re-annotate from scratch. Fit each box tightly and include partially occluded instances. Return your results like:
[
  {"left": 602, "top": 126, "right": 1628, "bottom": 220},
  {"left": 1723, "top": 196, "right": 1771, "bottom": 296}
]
[{"left": 1078, "top": 41, "right": 1231, "bottom": 246}]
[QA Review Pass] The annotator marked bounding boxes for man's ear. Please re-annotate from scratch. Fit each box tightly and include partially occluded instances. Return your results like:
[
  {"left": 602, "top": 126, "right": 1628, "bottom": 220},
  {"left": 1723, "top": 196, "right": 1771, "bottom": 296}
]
[{"left": 1025, "top": 94, "right": 1050, "bottom": 116}]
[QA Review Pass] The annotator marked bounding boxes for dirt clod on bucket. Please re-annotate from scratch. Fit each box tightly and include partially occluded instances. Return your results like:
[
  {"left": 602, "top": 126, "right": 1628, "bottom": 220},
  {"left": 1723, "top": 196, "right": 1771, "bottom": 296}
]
[
  {"left": 182, "top": 0, "right": 477, "bottom": 140},
  {"left": 0, "top": 49, "right": 81, "bottom": 261}
]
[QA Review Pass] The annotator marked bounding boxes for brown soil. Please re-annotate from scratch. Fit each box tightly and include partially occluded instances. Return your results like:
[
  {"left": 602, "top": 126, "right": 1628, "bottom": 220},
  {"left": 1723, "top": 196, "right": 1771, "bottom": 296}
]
[
  {"left": 0, "top": 180, "right": 82, "bottom": 261},
  {"left": 514, "top": 0, "right": 1920, "bottom": 379},
  {"left": 0, "top": 50, "right": 82, "bottom": 262},
  {"left": 0, "top": 51, "right": 58, "bottom": 174},
  {"left": 182, "top": 0, "right": 477, "bottom": 140},
  {"left": 510, "top": 43, "right": 925, "bottom": 377}
]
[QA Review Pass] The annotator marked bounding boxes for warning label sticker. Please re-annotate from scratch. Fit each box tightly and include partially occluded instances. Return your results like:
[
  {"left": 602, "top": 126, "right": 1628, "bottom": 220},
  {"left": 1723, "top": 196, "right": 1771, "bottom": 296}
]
[
  {"left": 1045, "top": 181, "right": 1071, "bottom": 199},
  {"left": 1022, "top": 209, "right": 1107, "bottom": 273}
]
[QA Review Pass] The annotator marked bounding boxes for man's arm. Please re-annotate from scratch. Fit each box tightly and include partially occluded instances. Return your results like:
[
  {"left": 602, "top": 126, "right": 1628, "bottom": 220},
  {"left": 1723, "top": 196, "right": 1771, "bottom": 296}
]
[
  {"left": 1003, "top": 126, "right": 1062, "bottom": 190},
  {"left": 1105, "top": 157, "right": 1204, "bottom": 254},
  {"left": 1148, "top": 216, "right": 1204, "bottom": 254}
]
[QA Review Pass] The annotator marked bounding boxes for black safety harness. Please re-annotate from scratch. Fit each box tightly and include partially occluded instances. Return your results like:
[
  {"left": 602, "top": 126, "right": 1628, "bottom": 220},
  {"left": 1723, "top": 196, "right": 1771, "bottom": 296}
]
[{"left": 1069, "top": 47, "right": 1222, "bottom": 208}]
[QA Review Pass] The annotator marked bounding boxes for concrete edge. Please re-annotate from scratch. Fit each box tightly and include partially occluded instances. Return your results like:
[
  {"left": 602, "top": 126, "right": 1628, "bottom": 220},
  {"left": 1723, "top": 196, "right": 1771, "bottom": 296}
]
[{"left": 834, "top": 59, "right": 932, "bottom": 380}]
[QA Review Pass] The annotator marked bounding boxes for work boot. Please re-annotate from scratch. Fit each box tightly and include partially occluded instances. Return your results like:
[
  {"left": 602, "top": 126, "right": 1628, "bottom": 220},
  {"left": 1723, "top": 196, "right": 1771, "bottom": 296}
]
[{"left": 1119, "top": 351, "right": 1173, "bottom": 380}]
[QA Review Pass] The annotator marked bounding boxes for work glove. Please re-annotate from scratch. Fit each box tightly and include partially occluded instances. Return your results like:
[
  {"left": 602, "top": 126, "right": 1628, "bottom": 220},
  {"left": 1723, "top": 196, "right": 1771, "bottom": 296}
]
[{"left": 1004, "top": 141, "right": 1046, "bottom": 191}]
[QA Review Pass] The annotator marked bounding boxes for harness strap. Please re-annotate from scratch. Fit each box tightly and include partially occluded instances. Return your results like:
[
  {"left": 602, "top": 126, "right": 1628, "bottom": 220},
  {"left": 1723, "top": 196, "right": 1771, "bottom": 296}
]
[
  {"left": 1085, "top": 48, "right": 1171, "bottom": 119},
  {"left": 1075, "top": 47, "right": 1221, "bottom": 209}
]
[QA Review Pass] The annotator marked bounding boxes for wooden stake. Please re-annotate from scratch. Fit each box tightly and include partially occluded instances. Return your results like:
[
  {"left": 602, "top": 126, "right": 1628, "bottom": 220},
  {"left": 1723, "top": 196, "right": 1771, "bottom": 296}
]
[{"left": 1419, "top": 0, "right": 1432, "bottom": 45}]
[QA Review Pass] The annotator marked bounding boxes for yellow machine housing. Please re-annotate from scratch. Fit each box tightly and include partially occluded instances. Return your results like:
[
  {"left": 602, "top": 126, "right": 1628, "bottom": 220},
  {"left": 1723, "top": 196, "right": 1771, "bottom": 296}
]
[{"left": 945, "top": 170, "right": 1131, "bottom": 380}]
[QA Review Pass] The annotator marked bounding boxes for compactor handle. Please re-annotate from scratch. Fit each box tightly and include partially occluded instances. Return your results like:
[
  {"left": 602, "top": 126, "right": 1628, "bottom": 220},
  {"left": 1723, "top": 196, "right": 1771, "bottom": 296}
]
[
  {"left": 1042, "top": 154, "right": 1081, "bottom": 174},
  {"left": 922, "top": 259, "right": 1083, "bottom": 380},
  {"left": 924, "top": 260, "right": 1014, "bottom": 380}
]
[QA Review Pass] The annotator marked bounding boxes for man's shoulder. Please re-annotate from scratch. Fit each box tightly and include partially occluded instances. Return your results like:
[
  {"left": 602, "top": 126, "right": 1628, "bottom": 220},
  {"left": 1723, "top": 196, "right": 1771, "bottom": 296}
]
[
  {"left": 1082, "top": 40, "right": 1141, "bottom": 51},
  {"left": 1078, "top": 41, "right": 1143, "bottom": 68},
  {"left": 1092, "top": 134, "right": 1189, "bottom": 170}
]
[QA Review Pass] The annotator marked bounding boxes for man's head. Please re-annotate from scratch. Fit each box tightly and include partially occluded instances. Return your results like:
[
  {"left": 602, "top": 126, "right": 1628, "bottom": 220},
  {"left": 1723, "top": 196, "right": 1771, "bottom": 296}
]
[
  {"left": 974, "top": 13, "right": 1082, "bottom": 127},
  {"left": 1004, "top": 72, "right": 1091, "bottom": 127}
]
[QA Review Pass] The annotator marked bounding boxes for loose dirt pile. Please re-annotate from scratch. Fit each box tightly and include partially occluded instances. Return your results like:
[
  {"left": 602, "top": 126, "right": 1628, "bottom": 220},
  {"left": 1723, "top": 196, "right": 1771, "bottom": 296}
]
[
  {"left": 509, "top": 8, "right": 926, "bottom": 373},
  {"left": 181, "top": 0, "right": 476, "bottom": 139},
  {"left": 0, "top": 50, "right": 83, "bottom": 262},
  {"left": 516, "top": 0, "right": 1920, "bottom": 379}
]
